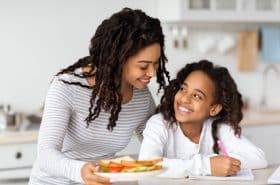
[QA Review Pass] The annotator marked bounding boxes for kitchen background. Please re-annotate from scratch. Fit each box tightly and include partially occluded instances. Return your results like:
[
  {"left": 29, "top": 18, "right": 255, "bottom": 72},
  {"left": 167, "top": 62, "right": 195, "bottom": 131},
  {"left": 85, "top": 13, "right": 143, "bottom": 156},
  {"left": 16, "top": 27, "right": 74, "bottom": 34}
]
[{"left": 0, "top": 0, "right": 280, "bottom": 184}]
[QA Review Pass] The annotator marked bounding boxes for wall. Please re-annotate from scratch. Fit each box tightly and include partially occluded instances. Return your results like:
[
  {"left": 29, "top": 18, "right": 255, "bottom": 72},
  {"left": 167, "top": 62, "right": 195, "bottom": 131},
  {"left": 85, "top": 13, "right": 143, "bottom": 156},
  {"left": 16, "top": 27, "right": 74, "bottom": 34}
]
[
  {"left": 1, "top": 0, "right": 280, "bottom": 113},
  {"left": 0, "top": 0, "right": 157, "bottom": 113},
  {"left": 149, "top": 26, "right": 280, "bottom": 110}
]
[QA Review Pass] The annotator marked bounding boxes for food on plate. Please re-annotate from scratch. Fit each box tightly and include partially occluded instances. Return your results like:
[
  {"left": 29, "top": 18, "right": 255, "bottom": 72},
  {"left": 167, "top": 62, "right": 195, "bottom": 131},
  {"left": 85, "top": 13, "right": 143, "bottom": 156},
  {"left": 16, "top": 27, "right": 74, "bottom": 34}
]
[{"left": 97, "top": 156, "right": 163, "bottom": 173}]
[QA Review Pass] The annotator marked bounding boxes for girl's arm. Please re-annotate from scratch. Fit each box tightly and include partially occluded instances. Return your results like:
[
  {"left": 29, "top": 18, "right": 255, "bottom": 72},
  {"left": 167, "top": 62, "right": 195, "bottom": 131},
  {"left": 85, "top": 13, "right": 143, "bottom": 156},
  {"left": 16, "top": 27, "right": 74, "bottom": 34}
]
[
  {"left": 135, "top": 88, "right": 156, "bottom": 141},
  {"left": 139, "top": 114, "right": 212, "bottom": 177},
  {"left": 219, "top": 124, "right": 268, "bottom": 169},
  {"left": 37, "top": 77, "right": 86, "bottom": 183}
]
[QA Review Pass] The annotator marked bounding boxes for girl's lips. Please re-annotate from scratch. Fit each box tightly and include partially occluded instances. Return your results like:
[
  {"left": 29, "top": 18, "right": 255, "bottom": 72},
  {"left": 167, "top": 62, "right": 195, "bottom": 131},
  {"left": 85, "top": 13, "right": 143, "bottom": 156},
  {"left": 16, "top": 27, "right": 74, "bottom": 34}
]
[{"left": 176, "top": 103, "right": 193, "bottom": 115}]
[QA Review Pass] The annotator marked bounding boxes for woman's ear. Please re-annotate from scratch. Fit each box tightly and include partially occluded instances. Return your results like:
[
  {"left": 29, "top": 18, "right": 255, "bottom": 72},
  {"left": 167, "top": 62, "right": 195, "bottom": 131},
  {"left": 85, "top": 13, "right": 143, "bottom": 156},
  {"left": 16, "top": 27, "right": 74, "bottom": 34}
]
[{"left": 210, "top": 104, "right": 223, "bottom": 116}]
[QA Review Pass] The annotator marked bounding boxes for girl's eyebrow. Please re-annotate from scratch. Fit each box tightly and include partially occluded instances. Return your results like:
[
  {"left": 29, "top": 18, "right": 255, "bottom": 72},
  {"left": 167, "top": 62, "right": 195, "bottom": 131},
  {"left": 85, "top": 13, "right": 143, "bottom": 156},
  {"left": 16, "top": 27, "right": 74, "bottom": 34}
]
[{"left": 183, "top": 82, "right": 207, "bottom": 98}]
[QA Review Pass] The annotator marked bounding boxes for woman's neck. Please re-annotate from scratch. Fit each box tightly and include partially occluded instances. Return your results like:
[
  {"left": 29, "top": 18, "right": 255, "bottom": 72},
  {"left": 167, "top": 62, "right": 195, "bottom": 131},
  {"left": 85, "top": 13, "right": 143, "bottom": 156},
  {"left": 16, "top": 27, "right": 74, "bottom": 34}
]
[
  {"left": 179, "top": 122, "right": 203, "bottom": 144},
  {"left": 121, "top": 82, "right": 133, "bottom": 104},
  {"left": 83, "top": 66, "right": 133, "bottom": 104}
]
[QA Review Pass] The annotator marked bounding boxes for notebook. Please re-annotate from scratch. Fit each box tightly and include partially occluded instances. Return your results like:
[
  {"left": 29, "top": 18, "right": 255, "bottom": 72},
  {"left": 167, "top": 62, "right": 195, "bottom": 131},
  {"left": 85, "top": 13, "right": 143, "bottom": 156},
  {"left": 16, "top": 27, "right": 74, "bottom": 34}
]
[
  {"left": 189, "top": 168, "right": 254, "bottom": 181},
  {"left": 268, "top": 165, "right": 280, "bottom": 184}
]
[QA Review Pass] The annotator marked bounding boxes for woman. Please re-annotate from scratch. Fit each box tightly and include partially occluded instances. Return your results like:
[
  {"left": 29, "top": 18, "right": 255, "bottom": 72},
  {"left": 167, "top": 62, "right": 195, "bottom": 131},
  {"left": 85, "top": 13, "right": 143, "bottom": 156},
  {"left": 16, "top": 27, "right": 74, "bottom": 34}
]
[{"left": 29, "top": 7, "right": 170, "bottom": 185}]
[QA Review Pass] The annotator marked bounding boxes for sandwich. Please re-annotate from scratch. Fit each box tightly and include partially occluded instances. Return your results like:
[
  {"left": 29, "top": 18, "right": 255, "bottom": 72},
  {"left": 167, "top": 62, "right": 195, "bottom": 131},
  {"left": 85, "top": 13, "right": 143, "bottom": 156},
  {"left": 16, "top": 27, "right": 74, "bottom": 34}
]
[{"left": 97, "top": 156, "right": 163, "bottom": 173}]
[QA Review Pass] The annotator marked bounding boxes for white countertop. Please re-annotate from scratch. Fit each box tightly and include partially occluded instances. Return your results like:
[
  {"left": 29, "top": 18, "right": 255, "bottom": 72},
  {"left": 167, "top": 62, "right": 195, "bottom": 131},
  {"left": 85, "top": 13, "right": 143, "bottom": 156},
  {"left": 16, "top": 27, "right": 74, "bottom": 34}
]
[
  {"left": 241, "top": 109, "right": 280, "bottom": 126},
  {"left": 0, "top": 165, "right": 277, "bottom": 185},
  {"left": 0, "top": 130, "right": 38, "bottom": 145}
]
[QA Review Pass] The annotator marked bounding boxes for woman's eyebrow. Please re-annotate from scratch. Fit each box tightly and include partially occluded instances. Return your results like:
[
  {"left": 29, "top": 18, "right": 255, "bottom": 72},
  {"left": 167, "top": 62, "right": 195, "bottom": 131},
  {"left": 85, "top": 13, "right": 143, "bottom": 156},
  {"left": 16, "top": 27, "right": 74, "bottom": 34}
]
[{"left": 138, "top": 60, "right": 159, "bottom": 64}]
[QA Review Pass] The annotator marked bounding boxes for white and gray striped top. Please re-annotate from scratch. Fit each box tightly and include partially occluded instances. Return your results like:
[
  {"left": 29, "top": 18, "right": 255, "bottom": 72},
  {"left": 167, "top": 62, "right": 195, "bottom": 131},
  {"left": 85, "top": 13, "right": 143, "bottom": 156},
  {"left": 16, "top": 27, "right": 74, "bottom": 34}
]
[{"left": 29, "top": 72, "right": 156, "bottom": 185}]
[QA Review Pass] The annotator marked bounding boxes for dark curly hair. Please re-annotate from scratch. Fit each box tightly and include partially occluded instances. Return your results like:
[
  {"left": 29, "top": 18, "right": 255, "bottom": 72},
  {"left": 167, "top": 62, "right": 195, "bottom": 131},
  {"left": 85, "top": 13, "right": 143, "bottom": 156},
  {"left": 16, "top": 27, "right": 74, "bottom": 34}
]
[
  {"left": 55, "top": 8, "right": 170, "bottom": 131},
  {"left": 158, "top": 60, "right": 243, "bottom": 154}
]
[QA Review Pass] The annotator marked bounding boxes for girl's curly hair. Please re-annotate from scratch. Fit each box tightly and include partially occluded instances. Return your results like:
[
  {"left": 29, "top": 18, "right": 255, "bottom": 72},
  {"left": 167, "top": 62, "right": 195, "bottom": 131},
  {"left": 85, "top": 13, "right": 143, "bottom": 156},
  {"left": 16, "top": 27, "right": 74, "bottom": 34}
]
[
  {"left": 158, "top": 60, "right": 243, "bottom": 153},
  {"left": 56, "top": 8, "right": 170, "bottom": 131}
]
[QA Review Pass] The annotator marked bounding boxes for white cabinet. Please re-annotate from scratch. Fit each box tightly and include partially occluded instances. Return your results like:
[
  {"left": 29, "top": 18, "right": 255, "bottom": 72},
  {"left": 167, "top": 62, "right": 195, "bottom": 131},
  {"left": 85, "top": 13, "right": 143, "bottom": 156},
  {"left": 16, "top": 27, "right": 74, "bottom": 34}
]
[
  {"left": 0, "top": 131, "right": 38, "bottom": 180},
  {"left": 158, "top": 0, "right": 280, "bottom": 23},
  {"left": 0, "top": 143, "right": 37, "bottom": 170},
  {"left": 242, "top": 123, "right": 280, "bottom": 165}
]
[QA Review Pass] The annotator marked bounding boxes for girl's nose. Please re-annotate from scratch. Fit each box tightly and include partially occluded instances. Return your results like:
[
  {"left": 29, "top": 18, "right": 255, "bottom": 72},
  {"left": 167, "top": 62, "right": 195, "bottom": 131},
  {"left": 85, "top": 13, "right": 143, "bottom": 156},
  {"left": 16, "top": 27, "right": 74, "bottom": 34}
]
[{"left": 180, "top": 93, "right": 191, "bottom": 104}]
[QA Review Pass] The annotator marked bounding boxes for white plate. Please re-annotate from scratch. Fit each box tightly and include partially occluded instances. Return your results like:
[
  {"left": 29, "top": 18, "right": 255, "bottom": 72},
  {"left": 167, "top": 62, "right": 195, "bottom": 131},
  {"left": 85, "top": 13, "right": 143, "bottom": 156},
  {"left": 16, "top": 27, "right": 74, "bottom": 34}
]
[{"left": 95, "top": 169, "right": 164, "bottom": 182}]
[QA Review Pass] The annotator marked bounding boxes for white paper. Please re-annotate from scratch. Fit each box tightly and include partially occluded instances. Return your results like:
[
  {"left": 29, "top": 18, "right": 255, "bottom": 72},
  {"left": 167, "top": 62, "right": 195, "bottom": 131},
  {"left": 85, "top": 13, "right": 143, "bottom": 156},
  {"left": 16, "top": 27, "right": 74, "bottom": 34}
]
[
  {"left": 268, "top": 165, "right": 280, "bottom": 184},
  {"left": 189, "top": 168, "right": 254, "bottom": 181}
]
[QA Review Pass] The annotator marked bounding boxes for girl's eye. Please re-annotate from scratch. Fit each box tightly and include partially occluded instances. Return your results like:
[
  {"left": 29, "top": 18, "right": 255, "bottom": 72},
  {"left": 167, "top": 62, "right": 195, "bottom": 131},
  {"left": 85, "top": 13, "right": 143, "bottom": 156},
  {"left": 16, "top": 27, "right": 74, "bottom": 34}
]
[
  {"left": 179, "top": 87, "right": 187, "bottom": 93},
  {"left": 193, "top": 94, "right": 202, "bottom": 100}
]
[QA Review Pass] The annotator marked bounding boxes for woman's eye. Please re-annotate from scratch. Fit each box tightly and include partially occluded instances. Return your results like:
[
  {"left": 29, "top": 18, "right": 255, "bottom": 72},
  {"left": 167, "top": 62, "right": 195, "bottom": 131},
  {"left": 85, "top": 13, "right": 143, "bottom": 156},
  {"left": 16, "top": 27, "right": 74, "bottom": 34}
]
[{"left": 140, "top": 66, "right": 148, "bottom": 70}]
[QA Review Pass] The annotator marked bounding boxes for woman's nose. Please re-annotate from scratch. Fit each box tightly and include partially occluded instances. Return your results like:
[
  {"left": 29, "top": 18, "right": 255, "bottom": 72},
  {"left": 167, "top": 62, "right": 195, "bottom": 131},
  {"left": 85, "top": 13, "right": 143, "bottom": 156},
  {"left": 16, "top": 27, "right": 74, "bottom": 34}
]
[{"left": 146, "top": 67, "right": 156, "bottom": 77}]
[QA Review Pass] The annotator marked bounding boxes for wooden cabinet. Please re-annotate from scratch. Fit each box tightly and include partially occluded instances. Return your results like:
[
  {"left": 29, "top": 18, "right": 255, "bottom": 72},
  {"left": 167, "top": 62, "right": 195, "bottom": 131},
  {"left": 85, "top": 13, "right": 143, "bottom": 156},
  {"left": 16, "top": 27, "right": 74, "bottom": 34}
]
[{"left": 158, "top": 0, "right": 280, "bottom": 23}]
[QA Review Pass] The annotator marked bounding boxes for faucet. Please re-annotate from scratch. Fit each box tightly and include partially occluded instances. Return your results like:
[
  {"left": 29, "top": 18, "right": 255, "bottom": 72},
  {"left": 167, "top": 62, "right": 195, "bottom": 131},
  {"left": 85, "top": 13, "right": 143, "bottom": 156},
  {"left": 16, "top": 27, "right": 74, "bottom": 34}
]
[{"left": 260, "top": 64, "right": 280, "bottom": 108}]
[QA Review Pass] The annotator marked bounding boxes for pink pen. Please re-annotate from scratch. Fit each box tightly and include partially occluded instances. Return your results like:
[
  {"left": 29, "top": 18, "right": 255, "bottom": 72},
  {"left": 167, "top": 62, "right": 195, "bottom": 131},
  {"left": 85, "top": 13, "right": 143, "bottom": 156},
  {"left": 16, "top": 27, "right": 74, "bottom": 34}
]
[{"left": 217, "top": 139, "right": 229, "bottom": 157}]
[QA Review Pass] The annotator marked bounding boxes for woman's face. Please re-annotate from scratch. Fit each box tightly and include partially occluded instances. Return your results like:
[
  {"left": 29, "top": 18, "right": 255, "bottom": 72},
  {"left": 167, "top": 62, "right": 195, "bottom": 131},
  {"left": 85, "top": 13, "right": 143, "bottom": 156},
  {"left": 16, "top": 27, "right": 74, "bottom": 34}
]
[
  {"left": 122, "top": 43, "right": 161, "bottom": 89},
  {"left": 173, "top": 70, "right": 221, "bottom": 125}
]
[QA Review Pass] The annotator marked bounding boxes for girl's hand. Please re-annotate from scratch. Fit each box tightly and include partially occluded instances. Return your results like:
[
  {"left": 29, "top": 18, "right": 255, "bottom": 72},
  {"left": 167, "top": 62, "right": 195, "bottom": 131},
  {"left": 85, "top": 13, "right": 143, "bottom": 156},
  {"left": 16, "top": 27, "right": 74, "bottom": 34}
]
[
  {"left": 81, "top": 162, "right": 111, "bottom": 185},
  {"left": 210, "top": 155, "right": 241, "bottom": 176}
]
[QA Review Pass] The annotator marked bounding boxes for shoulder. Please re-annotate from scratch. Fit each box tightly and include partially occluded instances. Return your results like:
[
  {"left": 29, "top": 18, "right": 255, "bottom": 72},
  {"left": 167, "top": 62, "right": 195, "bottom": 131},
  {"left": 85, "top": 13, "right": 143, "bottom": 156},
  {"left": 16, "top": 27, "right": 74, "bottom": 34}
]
[
  {"left": 203, "top": 119, "right": 235, "bottom": 137},
  {"left": 134, "top": 87, "right": 153, "bottom": 98},
  {"left": 145, "top": 113, "right": 169, "bottom": 132}
]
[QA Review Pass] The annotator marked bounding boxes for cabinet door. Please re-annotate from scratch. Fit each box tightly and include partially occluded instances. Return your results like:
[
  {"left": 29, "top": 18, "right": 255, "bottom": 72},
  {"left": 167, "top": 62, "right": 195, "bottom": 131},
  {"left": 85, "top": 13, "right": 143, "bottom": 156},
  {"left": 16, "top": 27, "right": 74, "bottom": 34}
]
[
  {"left": 157, "top": 0, "right": 280, "bottom": 22},
  {"left": 0, "top": 143, "right": 37, "bottom": 169}
]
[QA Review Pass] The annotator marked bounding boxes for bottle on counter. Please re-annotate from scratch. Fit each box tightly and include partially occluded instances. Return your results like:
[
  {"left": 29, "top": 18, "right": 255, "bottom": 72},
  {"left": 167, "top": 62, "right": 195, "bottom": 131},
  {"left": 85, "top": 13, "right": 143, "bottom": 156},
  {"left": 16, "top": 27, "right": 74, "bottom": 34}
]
[{"left": 0, "top": 104, "right": 7, "bottom": 130}]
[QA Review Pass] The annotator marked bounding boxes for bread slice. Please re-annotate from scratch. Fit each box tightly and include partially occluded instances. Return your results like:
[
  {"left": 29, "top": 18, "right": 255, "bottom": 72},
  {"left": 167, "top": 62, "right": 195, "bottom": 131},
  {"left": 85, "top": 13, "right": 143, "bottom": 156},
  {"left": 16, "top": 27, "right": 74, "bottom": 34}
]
[{"left": 98, "top": 156, "right": 134, "bottom": 168}]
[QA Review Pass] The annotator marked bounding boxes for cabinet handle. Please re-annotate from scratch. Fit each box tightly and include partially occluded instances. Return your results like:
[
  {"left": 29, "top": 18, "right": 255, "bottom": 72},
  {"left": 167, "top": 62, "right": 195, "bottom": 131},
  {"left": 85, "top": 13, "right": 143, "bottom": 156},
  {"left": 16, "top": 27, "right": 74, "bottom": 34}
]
[{"left": 15, "top": 151, "right": 22, "bottom": 159}]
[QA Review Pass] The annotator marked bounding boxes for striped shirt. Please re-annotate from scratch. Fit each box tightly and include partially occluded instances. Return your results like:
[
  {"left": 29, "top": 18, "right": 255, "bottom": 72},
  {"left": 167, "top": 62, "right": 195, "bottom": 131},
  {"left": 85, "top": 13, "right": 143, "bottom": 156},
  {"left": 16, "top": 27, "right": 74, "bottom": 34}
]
[{"left": 29, "top": 72, "right": 156, "bottom": 185}]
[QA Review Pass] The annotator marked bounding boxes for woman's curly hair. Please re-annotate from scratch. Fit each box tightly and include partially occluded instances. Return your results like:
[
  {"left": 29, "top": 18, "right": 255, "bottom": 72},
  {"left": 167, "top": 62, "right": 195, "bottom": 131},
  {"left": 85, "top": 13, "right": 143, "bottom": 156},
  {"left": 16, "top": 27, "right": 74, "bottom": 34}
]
[
  {"left": 55, "top": 8, "right": 170, "bottom": 131},
  {"left": 158, "top": 60, "right": 243, "bottom": 153}
]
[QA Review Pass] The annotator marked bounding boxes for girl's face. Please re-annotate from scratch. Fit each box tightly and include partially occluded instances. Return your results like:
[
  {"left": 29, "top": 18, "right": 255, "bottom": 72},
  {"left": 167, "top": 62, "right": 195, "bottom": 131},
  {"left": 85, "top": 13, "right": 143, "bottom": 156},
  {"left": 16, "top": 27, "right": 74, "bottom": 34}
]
[
  {"left": 173, "top": 70, "right": 222, "bottom": 126},
  {"left": 122, "top": 43, "right": 161, "bottom": 89}
]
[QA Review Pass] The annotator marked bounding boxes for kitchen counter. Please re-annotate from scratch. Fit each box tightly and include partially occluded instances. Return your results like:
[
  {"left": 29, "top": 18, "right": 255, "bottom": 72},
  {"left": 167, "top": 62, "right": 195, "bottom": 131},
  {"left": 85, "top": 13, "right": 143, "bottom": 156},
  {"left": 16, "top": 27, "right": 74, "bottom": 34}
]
[
  {"left": 241, "top": 109, "right": 280, "bottom": 126},
  {"left": 0, "top": 130, "right": 38, "bottom": 145},
  {"left": 0, "top": 165, "right": 278, "bottom": 185},
  {"left": 114, "top": 165, "right": 278, "bottom": 185}
]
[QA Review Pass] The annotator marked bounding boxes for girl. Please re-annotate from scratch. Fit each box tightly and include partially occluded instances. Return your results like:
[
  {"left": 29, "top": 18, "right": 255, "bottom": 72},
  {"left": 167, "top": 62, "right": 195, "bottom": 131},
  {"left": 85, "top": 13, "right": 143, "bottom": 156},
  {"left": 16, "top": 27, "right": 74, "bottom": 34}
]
[
  {"left": 139, "top": 60, "right": 267, "bottom": 177},
  {"left": 29, "top": 8, "right": 170, "bottom": 185}
]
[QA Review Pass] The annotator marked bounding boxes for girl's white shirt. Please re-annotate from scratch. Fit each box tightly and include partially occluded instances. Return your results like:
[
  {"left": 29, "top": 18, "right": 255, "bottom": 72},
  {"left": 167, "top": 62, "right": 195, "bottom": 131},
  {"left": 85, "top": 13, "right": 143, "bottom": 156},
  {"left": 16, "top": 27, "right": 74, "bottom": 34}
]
[{"left": 138, "top": 113, "right": 267, "bottom": 178}]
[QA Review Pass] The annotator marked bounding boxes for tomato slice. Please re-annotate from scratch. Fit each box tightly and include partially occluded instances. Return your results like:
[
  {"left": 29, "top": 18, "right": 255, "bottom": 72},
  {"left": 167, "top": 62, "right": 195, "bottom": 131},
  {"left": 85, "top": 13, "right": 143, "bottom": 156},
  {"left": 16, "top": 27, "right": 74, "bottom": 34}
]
[
  {"left": 108, "top": 166, "right": 123, "bottom": 173},
  {"left": 107, "top": 161, "right": 123, "bottom": 173}
]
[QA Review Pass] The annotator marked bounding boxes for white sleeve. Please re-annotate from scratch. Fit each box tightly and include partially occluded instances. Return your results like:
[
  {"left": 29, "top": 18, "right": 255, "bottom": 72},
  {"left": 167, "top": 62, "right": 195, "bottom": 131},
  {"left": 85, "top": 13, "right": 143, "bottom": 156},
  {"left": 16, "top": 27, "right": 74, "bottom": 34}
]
[
  {"left": 37, "top": 78, "right": 86, "bottom": 183},
  {"left": 138, "top": 114, "right": 167, "bottom": 159},
  {"left": 159, "top": 155, "right": 212, "bottom": 178},
  {"left": 139, "top": 115, "right": 212, "bottom": 177},
  {"left": 219, "top": 125, "right": 267, "bottom": 169},
  {"left": 135, "top": 89, "right": 156, "bottom": 141}
]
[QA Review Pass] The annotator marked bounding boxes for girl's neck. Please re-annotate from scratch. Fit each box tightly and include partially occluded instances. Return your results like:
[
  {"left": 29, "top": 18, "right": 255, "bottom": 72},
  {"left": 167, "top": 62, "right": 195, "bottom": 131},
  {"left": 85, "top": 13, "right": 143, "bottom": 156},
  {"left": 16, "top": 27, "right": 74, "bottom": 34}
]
[{"left": 179, "top": 122, "right": 203, "bottom": 144}]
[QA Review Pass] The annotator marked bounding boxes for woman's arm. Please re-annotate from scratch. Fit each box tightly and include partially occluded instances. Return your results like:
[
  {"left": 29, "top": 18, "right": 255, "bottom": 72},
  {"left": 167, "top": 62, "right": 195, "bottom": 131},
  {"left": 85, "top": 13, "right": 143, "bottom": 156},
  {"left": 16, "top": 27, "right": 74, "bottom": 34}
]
[{"left": 37, "top": 77, "right": 86, "bottom": 183}]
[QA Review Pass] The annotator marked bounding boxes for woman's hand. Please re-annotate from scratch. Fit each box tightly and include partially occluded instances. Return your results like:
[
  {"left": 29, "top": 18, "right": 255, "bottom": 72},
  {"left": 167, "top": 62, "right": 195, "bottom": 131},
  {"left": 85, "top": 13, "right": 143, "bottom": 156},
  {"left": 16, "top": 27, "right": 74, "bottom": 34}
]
[
  {"left": 210, "top": 155, "right": 241, "bottom": 176},
  {"left": 81, "top": 162, "right": 111, "bottom": 185}
]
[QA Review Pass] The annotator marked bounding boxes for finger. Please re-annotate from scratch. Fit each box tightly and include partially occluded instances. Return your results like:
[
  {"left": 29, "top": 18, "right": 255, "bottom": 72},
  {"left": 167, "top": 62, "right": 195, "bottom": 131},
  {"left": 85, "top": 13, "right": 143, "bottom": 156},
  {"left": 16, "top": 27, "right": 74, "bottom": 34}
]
[
  {"left": 231, "top": 164, "right": 241, "bottom": 173},
  {"left": 230, "top": 158, "right": 241, "bottom": 166},
  {"left": 86, "top": 173, "right": 111, "bottom": 184}
]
